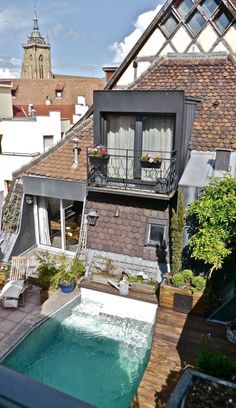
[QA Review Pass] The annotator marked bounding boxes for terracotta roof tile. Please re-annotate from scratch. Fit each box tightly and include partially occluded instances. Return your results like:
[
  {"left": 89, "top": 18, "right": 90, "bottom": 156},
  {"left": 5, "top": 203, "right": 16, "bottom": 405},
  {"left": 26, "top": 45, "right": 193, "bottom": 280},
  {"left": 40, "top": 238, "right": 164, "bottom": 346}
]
[
  {"left": 22, "top": 118, "right": 93, "bottom": 181},
  {"left": 13, "top": 104, "right": 75, "bottom": 121},
  {"left": 132, "top": 56, "right": 236, "bottom": 151},
  {"left": 9, "top": 77, "right": 105, "bottom": 107}
]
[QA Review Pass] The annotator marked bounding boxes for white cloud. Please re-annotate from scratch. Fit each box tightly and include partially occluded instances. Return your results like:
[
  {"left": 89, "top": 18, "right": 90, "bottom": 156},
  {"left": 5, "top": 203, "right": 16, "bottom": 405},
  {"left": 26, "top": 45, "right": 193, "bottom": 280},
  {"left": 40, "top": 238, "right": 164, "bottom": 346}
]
[
  {"left": 51, "top": 22, "right": 64, "bottom": 36},
  {"left": 110, "top": 4, "right": 163, "bottom": 62},
  {"left": 0, "top": 56, "right": 21, "bottom": 78}
]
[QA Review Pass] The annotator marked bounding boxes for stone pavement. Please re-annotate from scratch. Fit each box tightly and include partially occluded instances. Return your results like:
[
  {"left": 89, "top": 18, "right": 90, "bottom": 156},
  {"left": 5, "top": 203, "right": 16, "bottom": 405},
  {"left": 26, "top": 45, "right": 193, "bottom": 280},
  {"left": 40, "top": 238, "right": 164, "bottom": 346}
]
[{"left": 0, "top": 285, "right": 80, "bottom": 359}]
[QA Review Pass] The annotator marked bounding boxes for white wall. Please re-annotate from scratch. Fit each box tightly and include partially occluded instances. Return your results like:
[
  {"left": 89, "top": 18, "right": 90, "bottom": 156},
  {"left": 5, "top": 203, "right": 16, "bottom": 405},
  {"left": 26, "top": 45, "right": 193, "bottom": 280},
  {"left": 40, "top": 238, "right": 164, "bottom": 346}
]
[{"left": 0, "top": 111, "right": 62, "bottom": 197}]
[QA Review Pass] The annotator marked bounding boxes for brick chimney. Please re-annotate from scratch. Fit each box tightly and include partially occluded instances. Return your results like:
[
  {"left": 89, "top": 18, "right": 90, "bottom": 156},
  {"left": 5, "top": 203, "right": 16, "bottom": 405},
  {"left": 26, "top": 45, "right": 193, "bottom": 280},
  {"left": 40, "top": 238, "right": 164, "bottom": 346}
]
[{"left": 102, "top": 65, "right": 118, "bottom": 83}]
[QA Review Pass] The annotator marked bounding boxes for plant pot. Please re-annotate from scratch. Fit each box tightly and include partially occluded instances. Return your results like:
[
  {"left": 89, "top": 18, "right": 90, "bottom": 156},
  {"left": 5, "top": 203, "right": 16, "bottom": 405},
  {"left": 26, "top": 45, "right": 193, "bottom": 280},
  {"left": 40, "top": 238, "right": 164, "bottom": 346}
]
[
  {"left": 59, "top": 282, "right": 75, "bottom": 293},
  {"left": 226, "top": 327, "right": 236, "bottom": 344},
  {"left": 140, "top": 160, "right": 162, "bottom": 169}
]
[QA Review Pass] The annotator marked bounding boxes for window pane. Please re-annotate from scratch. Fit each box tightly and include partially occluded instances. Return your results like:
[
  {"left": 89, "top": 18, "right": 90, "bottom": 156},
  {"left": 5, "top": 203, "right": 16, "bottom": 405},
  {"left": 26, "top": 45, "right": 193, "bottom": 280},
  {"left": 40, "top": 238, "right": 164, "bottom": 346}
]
[
  {"left": 200, "top": 0, "right": 219, "bottom": 17},
  {"left": 188, "top": 10, "right": 206, "bottom": 36},
  {"left": 150, "top": 225, "right": 164, "bottom": 245},
  {"left": 161, "top": 15, "right": 178, "bottom": 37},
  {"left": 214, "top": 11, "right": 231, "bottom": 33},
  {"left": 176, "top": 0, "right": 193, "bottom": 18},
  {"left": 43, "top": 136, "right": 53, "bottom": 152},
  {"left": 107, "top": 115, "right": 135, "bottom": 179}
]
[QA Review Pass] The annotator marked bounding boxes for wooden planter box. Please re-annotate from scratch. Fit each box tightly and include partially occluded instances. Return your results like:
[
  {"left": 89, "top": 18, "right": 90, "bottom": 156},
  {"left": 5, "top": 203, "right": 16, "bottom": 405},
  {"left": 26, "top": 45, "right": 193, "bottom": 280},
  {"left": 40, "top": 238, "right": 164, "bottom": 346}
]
[
  {"left": 92, "top": 274, "right": 156, "bottom": 295},
  {"left": 159, "top": 283, "right": 209, "bottom": 316}
]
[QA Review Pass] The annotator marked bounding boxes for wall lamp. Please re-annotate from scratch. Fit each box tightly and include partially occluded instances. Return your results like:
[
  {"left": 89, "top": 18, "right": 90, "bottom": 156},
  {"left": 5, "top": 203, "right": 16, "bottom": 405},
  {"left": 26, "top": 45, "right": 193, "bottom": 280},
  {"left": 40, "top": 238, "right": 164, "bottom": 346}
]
[
  {"left": 87, "top": 210, "right": 99, "bottom": 226},
  {"left": 25, "top": 194, "right": 33, "bottom": 205}
]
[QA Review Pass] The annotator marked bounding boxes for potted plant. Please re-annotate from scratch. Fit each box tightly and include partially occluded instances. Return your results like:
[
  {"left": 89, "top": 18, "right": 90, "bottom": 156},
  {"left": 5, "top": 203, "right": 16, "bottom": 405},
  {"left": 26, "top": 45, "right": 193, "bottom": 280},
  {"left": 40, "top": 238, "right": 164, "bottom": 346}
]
[
  {"left": 226, "top": 319, "right": 236, "bottom": 344},
  {"left": 88, "top": 145, "right": 110, "bottom": 185},
  {"left": 140, "top": 153, "right": 162, "bottom": 168},
  {"left": 52, "top": 255, "right": 85, "bottom": 293}
]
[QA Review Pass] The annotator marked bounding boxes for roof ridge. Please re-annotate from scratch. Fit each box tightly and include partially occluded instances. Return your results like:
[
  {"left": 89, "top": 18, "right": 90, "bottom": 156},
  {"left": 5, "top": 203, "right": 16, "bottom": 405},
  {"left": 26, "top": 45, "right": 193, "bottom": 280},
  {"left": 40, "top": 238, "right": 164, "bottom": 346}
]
[{"left": 166, "top": 51, "right": 229, "bottom": 60}]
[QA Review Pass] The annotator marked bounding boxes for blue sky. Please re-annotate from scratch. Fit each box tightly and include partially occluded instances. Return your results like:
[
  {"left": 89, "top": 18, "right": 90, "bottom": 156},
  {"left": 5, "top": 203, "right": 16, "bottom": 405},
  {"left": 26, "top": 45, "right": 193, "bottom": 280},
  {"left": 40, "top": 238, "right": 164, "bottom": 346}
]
[{"left": 0, "top": 0, "right": 164, "bottom": 78}]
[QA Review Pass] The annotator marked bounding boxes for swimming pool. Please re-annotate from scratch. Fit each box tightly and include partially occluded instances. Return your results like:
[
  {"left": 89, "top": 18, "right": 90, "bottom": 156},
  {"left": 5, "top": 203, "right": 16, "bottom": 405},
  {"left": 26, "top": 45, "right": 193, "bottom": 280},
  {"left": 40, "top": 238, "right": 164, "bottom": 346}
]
[{"left": 2, "top": 288, "right": 157, "bottom": 408}]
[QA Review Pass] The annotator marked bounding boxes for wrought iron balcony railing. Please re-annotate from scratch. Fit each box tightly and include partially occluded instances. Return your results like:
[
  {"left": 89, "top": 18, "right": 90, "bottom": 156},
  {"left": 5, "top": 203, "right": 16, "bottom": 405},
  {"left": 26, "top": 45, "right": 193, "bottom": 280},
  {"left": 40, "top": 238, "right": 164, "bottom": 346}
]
[{"left": 87, "top": 148, "right": 177, "bottom": 194}]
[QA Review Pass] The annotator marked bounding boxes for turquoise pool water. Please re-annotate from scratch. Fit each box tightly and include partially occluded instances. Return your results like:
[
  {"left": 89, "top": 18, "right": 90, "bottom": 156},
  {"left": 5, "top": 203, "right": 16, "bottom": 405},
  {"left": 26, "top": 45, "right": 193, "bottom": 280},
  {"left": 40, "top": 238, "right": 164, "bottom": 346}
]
[{"left": 2, "top": 295, "right": 154, "bottom": 408}]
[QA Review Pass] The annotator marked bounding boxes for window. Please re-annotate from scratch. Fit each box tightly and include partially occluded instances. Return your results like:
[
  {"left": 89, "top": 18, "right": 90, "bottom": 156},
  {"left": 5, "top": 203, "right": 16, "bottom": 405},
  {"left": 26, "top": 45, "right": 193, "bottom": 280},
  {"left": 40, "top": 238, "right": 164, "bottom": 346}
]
[
  {"left": 160, "top": 14, "right": 179, "bottom": 37},
  {"left": 214, "top": 9, "right": 231, "bottom": 33},
  {"left": 145, "top": 218, "right": 167, "bottom": 247},
  {"left": 43, "top": 135, "right": 54, "bottom": 152},
  {"left": 55, "top": 90, "right": 62, "bottom": 98},
  {"left": 187, "top": 10, "right": 206, "bottom": 36},
  {"left": 200, "top": 0, "right": 219, "bottom": 17},
  {"left": 105, "top": 114, "right": 174, "bottom": 180},
  {"left": 176, "top": 0, "right": 194, "bottom": 18},
  {"left": 39, "top": 55, "right": 44, "bottom": 79}
]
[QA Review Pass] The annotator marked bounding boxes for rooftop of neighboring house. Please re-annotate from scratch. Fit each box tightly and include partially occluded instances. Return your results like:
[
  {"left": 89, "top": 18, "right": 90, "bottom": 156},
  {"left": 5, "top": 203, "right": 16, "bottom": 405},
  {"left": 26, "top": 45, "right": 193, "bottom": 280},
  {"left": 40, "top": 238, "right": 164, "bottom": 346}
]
[
  {"left": 14, "top": 52, "right": 236, "bottom": 182},
  {"left": 12, "top": 104, "right": 75, "bottom": 122},
  {"left": 9, "top": 76, "right": 105, "bottom": 107}
]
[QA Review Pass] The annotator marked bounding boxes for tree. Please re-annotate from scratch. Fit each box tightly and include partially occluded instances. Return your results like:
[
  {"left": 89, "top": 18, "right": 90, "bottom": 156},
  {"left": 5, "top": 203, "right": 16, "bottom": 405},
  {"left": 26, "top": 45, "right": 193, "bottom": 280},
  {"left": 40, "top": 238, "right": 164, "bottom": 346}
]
[
  {"left": 187, "top": 177, "right": 236, "bottom": 277},
  {"left": 171, "top": 190, "right": 185, "bottom": 274}
]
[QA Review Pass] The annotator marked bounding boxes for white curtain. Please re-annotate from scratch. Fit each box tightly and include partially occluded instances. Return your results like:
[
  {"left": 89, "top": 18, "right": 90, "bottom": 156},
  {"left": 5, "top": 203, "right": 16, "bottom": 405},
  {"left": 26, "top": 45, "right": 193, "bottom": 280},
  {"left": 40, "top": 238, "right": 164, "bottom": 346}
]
[
  {"left": 107, "top": 115, "right": 135, "bottom": 179},
  {"left": 142, "top": 116, "right": 174, "bottom": 181},
  {"left": 142, "top": 116, "right": 173, "bottom": 158},
  {"left": 38, "top": 197, "right": 51, "bottom": 246}
]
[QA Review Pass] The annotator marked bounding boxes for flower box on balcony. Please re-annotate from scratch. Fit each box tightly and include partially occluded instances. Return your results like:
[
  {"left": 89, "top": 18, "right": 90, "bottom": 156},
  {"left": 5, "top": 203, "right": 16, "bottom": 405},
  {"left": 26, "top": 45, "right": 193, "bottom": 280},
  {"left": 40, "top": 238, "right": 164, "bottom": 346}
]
[
  {"left": 140, "top": 159, "right": 162, "bottom": 169},
  {"left": 89, "top": 155, "right": 110, "bottom": 166}
]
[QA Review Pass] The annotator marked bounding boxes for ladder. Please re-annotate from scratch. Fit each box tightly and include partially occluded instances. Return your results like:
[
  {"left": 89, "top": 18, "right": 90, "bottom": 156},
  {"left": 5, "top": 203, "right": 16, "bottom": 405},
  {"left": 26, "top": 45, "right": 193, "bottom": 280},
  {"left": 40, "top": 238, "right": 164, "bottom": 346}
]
[{"left": 76, "top": 197, "right": 87, "bottom": 262}]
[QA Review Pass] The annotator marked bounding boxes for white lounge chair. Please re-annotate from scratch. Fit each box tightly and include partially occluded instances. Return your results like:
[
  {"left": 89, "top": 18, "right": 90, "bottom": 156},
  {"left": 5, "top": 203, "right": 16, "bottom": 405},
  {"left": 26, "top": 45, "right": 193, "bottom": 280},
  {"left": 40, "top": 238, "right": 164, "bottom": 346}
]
[{"left": 0, "top": 279, "right": 30, "bottom": 308}]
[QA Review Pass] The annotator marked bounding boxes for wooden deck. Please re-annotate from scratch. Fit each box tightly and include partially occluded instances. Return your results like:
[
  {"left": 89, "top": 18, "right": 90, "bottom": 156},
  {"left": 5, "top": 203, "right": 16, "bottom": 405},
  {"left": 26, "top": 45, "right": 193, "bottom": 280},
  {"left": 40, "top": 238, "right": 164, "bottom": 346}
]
[
  {"left": 80, "top": 281, "right": 236, "bottom": 408},
  {"left": 132, "top": 307, "right": 236, "bottom": 408}
]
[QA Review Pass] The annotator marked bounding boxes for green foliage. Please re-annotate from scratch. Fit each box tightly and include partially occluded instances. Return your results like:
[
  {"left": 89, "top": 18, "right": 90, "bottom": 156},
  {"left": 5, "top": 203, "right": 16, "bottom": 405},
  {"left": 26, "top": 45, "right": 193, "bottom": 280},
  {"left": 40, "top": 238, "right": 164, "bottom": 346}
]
[
  {"left": 36, "top": 252, "right": 85, "bottom": 289},
  {"left": 171, "top": 191, "right": 185, "bottom": 274},
  {"left": 182, "top": 269, "right": 193, "bottom": 283},
  {"left": 172, "top": 272, "right": 185, "bottom": 288},
  {"left": 127, "top": 275, "right": 156, "bottom": 285},
  {"left": 196, "top": 337, "right": 236, "bottom": 382},
  {"left": 192, "top": 275, "right": 206, "bottom": 292},
  {"left": 187, "top": 177, "right": 236, "bottom": 273}
]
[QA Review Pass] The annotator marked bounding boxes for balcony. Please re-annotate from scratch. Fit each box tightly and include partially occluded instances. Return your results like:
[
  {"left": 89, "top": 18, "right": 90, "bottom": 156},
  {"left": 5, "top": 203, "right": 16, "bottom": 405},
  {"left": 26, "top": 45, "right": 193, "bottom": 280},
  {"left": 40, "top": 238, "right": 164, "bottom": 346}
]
[{"left": 87, "top": 148, "right": 177, "bottom": 195}]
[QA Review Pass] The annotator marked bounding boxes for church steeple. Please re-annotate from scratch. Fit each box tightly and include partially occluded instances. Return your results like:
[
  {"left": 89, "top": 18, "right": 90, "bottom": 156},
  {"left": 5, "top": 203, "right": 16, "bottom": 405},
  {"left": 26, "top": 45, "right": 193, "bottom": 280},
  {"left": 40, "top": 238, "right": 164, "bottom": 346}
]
[{"left": 21, "top": 6, "right": 52, "bottom": 79}]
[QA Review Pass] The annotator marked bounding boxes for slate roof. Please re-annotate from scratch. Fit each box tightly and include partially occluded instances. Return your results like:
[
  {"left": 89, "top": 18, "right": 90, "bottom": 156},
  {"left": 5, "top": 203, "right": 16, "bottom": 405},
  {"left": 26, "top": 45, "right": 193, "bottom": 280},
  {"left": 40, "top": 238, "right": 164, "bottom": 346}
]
[
  {"left": 10, "top": 77, "right": 105, "bottom": 107},
  {"left": 132, "top": 54, "right": 236, "bottom": 151},
  {"left": 15, "top": 54, "right": 236, "bottom": 181}
]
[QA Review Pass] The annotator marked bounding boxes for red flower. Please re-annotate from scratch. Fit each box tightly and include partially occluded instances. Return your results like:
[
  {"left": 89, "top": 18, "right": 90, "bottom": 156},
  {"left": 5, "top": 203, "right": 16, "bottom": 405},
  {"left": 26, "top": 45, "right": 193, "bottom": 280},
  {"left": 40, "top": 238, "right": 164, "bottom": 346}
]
[{"left": 101, "top": 149, "right": 107, "bottom": 155}]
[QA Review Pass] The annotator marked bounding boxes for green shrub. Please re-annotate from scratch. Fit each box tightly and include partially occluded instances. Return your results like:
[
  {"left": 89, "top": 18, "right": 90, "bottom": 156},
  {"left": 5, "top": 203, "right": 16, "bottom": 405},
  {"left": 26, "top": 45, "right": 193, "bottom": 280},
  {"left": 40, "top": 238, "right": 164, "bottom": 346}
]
[
  {"left": 35, "top": 251, "right": 58, "bottom": 290},
  {"left": 196, "top": 347, "right": 236, "bottom": 383},
  {"left": 192, "top": 275, "right": 206, "bottom": 292},
  {"left": 182, "top": 269, "right": 193, "bottom": 283},
  {"left": 172, "top": 272, "right": 185, "bottom": 288},
  {"left": 51, "top": 255, "right": 85, "bottom": 287}
]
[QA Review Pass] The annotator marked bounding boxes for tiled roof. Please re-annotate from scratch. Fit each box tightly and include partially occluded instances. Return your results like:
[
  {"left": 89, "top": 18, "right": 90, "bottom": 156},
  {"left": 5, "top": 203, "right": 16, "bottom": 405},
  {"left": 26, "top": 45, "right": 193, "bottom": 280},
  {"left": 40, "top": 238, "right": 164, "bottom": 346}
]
[
  {"left": 17, "top": 118, "right": 93, "bottom": 181},
  {"left": 131, "top": 55, "right": 236, "bottom": 151},
  {"left": 13, "top": 104, "right": 75, "bottom": 121},
  {"left": 10, "top": 77, "right": 105, "bottom": 107},
  {"left": 17, "top": 54, "right": 236, "bottom": 181}
]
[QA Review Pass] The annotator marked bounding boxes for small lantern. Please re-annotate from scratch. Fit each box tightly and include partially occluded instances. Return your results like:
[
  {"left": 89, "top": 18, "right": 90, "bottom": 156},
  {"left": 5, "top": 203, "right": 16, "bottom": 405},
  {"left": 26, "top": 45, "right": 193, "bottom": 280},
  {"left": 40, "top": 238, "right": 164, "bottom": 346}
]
[
  {"left": 25, "top": 194, "right": 33, "bottom": 205},
  {"left": 87, "top": 210, "right": 99, "bottom": 226}
]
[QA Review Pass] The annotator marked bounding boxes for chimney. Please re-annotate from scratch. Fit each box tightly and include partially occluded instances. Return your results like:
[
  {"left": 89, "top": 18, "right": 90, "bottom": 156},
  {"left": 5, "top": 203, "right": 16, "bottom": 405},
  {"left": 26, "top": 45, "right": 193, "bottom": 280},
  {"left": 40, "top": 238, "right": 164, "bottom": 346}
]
[
  {"left": 72, "top": 137, "right": 80, "bottom": 168},
  {"left": 215, "top": 148, "right": 232, "bottom": 171},
  {"left": 102, "top": 65, "right": 118, "bottom": 83}
]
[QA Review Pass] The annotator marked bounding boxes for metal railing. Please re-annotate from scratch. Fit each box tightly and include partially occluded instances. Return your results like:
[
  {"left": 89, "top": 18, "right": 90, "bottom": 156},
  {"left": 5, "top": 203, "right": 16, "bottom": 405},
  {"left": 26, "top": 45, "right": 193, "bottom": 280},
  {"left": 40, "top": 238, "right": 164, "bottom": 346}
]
[{"left": 87, "top": 148, "right": 177, "bottom": 194}]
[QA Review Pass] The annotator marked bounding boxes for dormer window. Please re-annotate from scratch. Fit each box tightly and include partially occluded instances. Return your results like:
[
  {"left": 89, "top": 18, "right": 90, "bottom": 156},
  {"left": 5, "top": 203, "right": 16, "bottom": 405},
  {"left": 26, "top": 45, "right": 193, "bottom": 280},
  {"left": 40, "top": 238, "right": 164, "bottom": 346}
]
[{"left": 55, "top": 89, "right": 62, "bottom": 98}]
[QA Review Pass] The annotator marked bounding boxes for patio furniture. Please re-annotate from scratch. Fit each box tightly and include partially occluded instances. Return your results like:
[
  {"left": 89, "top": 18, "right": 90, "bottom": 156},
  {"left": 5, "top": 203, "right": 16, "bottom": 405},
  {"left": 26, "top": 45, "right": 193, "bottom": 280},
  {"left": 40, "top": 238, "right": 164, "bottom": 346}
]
[
  {"left": 0, "top": 279, "right": 31, "bottom": 308},
  {"left": 9, "top": 256, "right": 30, "bottom": 281}
]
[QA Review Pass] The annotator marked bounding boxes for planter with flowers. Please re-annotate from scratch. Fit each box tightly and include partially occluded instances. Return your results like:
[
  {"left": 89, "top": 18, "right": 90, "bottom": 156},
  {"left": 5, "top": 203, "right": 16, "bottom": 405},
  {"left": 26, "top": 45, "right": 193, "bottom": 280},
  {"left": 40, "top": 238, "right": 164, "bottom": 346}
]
[
  {"left": 140, "top": 154, "right": 162, "bottom": 168},
  {"left": 88, "top": 145, "right": 110, "bottom": 185}
]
